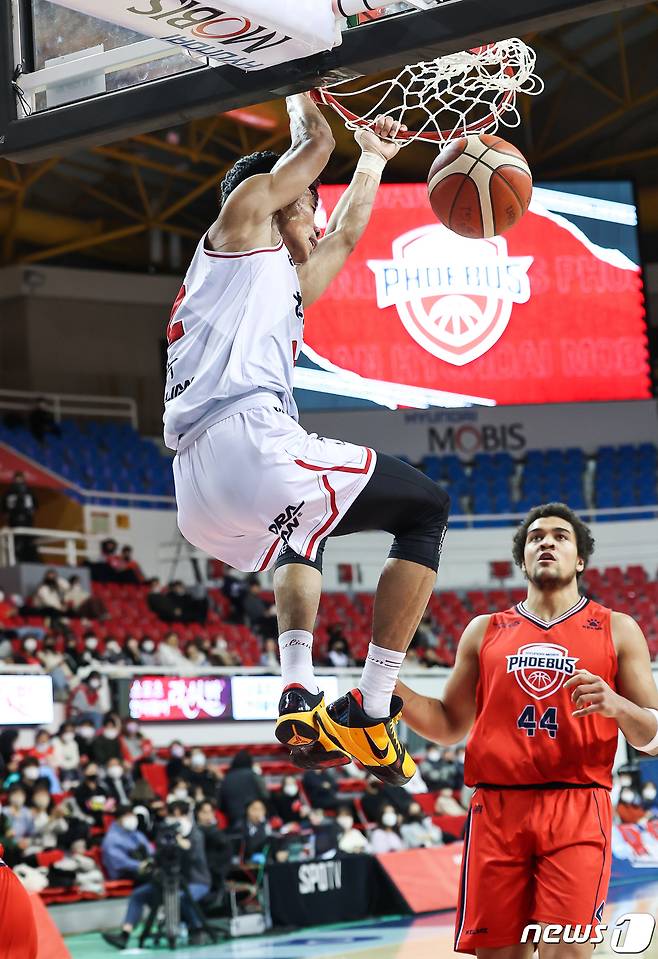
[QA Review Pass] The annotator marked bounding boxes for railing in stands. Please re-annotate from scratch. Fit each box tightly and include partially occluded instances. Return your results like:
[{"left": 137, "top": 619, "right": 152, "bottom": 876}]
[
  {"left": 0, "top": 388, "right": 138, "bottom": 429},
  {"left": 0, "top": 526, "right": 102, "bottom": 566}
]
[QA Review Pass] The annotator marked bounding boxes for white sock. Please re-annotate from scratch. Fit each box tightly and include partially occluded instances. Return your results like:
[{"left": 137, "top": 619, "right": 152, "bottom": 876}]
[
  {"left": 278, "top": 630, "right": 318, "bottom": 694},
  {"left": 358, "top": 643, "right": 406, "bottom": 718}
]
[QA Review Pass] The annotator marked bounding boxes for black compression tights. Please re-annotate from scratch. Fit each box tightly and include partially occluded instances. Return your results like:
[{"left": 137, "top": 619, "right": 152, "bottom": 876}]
[{"left": 274, "top": 452, "right": 450, "bottom": 575}]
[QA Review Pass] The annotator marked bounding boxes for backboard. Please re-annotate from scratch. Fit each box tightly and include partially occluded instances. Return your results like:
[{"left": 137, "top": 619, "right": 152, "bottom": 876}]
[{"left": 0, "top": 0, "right": 650, "bottom": 163}]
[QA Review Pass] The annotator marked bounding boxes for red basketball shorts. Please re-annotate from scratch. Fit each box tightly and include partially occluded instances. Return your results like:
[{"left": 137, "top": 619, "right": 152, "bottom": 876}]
[
  {"left": 454, "top": 786, "right": 612, "bottom": 955},
  {"left": 0, "top": 866, "right": 38, "bottom": 959}
]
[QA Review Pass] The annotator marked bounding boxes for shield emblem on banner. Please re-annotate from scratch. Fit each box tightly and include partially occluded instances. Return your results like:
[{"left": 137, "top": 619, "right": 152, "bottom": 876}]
[
  {"left": 506, "top": 643, "right": 579, "bottom": 700},
  {"left": 368, "top": 225, "right": 533, "bottom": 367}
]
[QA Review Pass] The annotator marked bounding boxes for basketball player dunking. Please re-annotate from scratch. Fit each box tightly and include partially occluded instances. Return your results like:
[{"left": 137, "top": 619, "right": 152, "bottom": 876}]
[
  {"left": 164, "top": 94, "right": 450, "bottom": 783},
  {"left": 398, "top": 503, "right": 658, "bottom": 957}
]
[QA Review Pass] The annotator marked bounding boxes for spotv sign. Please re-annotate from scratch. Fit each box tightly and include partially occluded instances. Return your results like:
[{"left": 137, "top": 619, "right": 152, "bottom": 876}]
[{"left": 305, "top": 183, "right": 649, "bottom": 407}]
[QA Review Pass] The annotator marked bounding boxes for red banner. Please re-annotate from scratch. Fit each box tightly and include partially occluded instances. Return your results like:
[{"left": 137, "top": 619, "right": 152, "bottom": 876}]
[
  {"left": 305, "top": 185, "right": 650, "bottom": 406},
  {"left": 0, "top": 443, "right": 67, "bottom": 490},
  {"left": 376, "top": 843, "right": 464, "bottom": 913}
]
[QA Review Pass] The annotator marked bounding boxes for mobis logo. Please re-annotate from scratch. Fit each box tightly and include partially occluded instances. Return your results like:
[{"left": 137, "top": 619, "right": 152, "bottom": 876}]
[{"left": 367, "top": 225, "right": 533, "bottom": 367}]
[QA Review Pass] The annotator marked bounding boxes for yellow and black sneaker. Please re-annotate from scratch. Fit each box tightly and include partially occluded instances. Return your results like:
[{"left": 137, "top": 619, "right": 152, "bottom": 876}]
[
  {"left": 319, "top": 688, "right": 417, "bottom": 786},
  {"left": 275, "top": 685, "right": 324, "bottom": 748}
]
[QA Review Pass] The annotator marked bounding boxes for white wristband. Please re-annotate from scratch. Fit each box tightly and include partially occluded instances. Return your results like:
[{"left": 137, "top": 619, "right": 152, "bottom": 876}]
[
  {"left": 356, "top": 152, "right": 387, "bottom": 181},
  {"left": 630, "top": 708, "right": 658, "bottom": 753}
]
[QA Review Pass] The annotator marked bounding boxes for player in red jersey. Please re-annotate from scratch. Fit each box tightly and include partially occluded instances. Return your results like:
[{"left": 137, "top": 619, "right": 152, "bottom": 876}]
[
  {"left": 398, "top": 503, "right": 658, "bottom": 958},
  {"left": 0, "top": 853, "right": 38, "bottom": 959}
]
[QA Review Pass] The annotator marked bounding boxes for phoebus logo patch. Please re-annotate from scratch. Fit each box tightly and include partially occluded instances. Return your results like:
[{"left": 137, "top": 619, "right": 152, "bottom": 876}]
[
  {"left": 367, "top": 225, "right": 533, "bottom": 367},
  {"left": 507, "top": 643, "right": 579, "bottom": 700}
]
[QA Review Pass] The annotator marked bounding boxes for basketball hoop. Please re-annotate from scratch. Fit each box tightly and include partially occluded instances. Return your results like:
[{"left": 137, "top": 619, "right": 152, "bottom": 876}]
[{"left": 314, "top": 38, "right": 543, "bottom": 147}]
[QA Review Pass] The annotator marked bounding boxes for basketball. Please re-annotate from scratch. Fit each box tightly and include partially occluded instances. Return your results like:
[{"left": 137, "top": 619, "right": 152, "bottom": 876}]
[{"left": 427, "top": 134, "right": 533, "bottom": 239}]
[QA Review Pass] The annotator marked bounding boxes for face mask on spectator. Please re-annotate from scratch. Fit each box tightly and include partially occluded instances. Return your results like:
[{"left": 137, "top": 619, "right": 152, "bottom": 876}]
[
  {"left": 33, "top": 794, "right": 50, "bottom": 810},
  {"left": 173, "top": 787, "right": 189, "bottom": 800},
  {"left": 337, "top": 815, "right": 353, "bottom": 831},
  {"left": 88, "top": 678, "right": 101, "bottom": 690},
  {"left": 382, "top": 812, "right": 397, "bottom": 828},
  {"left": 283, "top": 783, "right": 298, "bottom": 797},
  {"left": 23, "top": 766, "right": 40, "bottom": 781},
  {"left": 79, "top": 726, "right": 95, "bottom": 739},
  {"left": 107, "top": 765, "right": 123, "bottom": 779},
  {"left": 620, "top": 789, "right": 636, "bottom": 804},
  {"left": 190, "top": 753, "right": 206, "bottom": 769},
  {"left": 121, "top": 814, "right": 138, "bottom": 832},
  {"left": 62, "top": 731, "right": 75, "bottom": 743},
  {"left": 619, "top": 775, "right": 633, "bottom": 787},
  {"left": 85, "top": 638, "right": 98, "bottom": 651},
  {"left": 142, "top": 641, "right": 155, "bottom": 653},
  {"left": 643, "top": 786, "right": 657, "bottom": 801},
  {"left": 126, "top": 722, "right": 139, "bottom": 736},
  {"left": 103, "top": 727, "right": 118, "bottom": 740},
  {"left": 171, "top": 745, "right": 185, "bottom": 758},
  {"left": 35, "top": 739, "right": 49, "bottom": 753},
  {"left": 106, "top": 642, "right": 121, "bottom": 655},
  {"left": 426, "top": 749, "right": 440, "bottom": 763},
  {"left": 24, "top": 639, "right": 38, "bottom": 653}
]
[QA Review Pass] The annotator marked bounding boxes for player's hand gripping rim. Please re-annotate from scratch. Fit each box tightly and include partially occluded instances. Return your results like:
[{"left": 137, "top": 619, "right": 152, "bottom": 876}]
[
  {"left": 355, "top": 114, "right": 408, "bottom": 162},
  {"left": 564, "top": 670, "right": 622, "bottom": 719}
]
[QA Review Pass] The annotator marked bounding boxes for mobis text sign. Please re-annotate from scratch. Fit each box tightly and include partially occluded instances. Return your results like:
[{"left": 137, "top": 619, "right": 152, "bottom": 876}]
[{"left": 304, "top": 184, "right": 650, "bottom": 407}]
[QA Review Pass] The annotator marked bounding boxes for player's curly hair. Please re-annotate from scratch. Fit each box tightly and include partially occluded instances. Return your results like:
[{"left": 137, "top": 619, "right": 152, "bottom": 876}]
[
  {"left": 219, "top": 151, "right": 320, "bottom": 209},
  {"left": 511, "top": 502, "right": 595, "bottom": 578}
]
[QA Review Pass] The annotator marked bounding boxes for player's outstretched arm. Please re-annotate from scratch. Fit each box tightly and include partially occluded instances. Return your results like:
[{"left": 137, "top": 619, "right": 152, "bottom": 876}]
[
  {"left": 395, "top": 616, "right": 487, "bottom": 745},
  {"left": 297, "top": 115, "right": 405, "bottom": 307},
  {"left": 221, "top": 93, "right": 334, "bottom": 231},
  {"left": 565, "top": 612, "right": 658, "bottom": 754}
]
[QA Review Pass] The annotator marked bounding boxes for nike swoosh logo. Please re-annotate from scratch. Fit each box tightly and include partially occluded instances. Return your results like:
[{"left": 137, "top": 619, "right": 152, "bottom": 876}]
[
  {"left": 363, "top": 728, "right": 390, "bottom": 761},
  {"left": 316, "top": 714, "right": 348, "bottom": 754}
]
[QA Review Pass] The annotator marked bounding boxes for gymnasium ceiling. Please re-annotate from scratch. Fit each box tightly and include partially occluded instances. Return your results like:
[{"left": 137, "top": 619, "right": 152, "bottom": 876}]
[{"left": 2, "top": 3, "right": 658, "bottom": 272}]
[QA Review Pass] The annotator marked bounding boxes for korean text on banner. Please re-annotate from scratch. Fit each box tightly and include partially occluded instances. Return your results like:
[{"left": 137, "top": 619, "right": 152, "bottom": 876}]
[{"left": 44, "top": 0, "right": 339, "bottom": 72}]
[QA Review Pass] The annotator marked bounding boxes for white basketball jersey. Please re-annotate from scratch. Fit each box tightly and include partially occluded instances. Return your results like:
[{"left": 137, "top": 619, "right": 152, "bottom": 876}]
[{"left": 163, "top": 234, "right": 304, "bottom": 451}]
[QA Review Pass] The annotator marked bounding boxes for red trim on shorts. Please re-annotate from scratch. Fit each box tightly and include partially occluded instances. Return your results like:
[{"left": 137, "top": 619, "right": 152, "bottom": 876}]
[
  {"left": 258, "top": 538, "right": 281, "bottom": 571},
  {"left": 294, "top": 447, "right": 374, "bottom": 475},
  {"left": 306, "top": 475, "right": 339, "bottom": 559},
  {"left": 204, "top": 236, "right": 284, "bottom": 258}
]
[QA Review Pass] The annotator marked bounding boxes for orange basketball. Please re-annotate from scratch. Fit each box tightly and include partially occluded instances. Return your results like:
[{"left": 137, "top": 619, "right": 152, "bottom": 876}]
[{"left": 427, "top": 134, "right": 533, "bottom": 239}]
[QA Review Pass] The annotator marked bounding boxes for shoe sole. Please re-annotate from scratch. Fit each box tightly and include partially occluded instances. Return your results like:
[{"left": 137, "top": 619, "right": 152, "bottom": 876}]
[
  {"left": 319, "top": 711, "right": 417, "bottom": 786},
  {"left": 275, "top": 715, "right": 319, "bottom": 747}
]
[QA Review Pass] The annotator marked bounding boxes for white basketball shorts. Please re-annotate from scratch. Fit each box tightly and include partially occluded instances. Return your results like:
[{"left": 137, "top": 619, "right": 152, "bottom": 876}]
[{"left": 173, "top": 396, "right": 376, "bottom": 572}]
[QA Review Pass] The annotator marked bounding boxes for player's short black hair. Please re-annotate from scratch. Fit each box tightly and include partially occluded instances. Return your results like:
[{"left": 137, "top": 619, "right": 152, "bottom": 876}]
[
  {"left": 219, "top": 150, "right": 320, "bottom": 210},
  {"left": 511, "top": 502, "right": 595, "bottom": 577}
]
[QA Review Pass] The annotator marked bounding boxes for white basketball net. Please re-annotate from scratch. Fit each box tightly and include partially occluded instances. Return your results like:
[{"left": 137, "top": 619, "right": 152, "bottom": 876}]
[{"left": 316, "top": 38, "right": 544, "bottom": 147}]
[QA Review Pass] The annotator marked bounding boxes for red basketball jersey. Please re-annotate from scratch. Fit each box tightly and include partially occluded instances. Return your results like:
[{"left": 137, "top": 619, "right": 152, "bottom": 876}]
[{"left": 464, "top": 597, "right": 619, "bottom": 789}]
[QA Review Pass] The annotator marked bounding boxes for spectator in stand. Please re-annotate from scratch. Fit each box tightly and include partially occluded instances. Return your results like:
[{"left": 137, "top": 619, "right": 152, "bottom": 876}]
[
  {"left": 30, "top": 786, "right": 69, "bottom": 852},
  {"left": 188, "top": 749, "right": 221, "bottom": 801},
  {"left": 0, "top": 590, "right": 18, "bottom": 635},
  {"left": 91, "top": 718, "right": 123, "bottom": 765},
  {"left": 104, "top": 759, "right": 135, "bottom": 807},
  {"left": 168, "top": 777, "right": 192, "bottom": 804},
  {"left": 186, "top": 639, "right": 208, "bottom": 667},
  {"left": 370, "top": 804, "right": 403, "bottom": 854},
  {"left": 400, "top": 801, "right": 443, "bottom": 849},
  {"left": 243, "top": 798, "right": 271, "bottom": 861},
  {"left": 13, "top": 634, "right": 40, "bottom": 666},
  {"left": 139, "top": 636, "right": 157, "bottom": 665},
  {"left": 641, "top": 781, "right": 658, "bottom": 818},
  {"left": 20, "top": 753, "right": 59, "bottom": 796},
  {"left": 308, "top": 807, "right": 340, "bottom": 857},
  {"left": 1, "top": 471, "right": 39, "bottom": 562},
  {"left": 272, "top": 776, "right": 308, "bottom": 824},
  {"left": 65, "top": 575, "right": 106, "bottom": 619},
  {"left": 5, "top": 784, "right": 35, "bottom": 844},
  {"left": 196, "top": 799, "right": 232, "bottom": 897},
  {"left": 101, "top": 636, "right": 127, "bottom": 665},
  {"left": 33, "top": 728, "right": 56, "bottom": 766},
  {"left": 220, "top": 751, "right": 268, "bottom": 829},
  {"left": 241, "top": 576, "right": 267, "bottom": 630},
  {"left": 434, "top": 788, "right": 467, "bottom": 817},
  {"left": 260, "top": 637, "right": 279, "bottom": 670},
  {"left": 323, "top": 627, "right": 353, "bottom": 668},
  {"left": 75, "top": 720, "right": 98, "bottom": 761},
  {"left": 360, "top": 776, "right": 411, "bottom": 822},
  {"left": 0, "top": 729, "right": 18, "bottom": 768},
  {"left": 63, "top": 636, "right": 84, "bottom": 673},
  {"left": 92, "top": 538, "right": 123, "bottom": 583},
  {"left": 38, "top": 637, "right": 74, "bottom": 701},
  {"left": 616, "top": 786, "right": 646, "bottom": 825},
  {"left": 123, "top": 636, "right": 143, "bottom": 667},
  {"left": 301, "top": 767, "right": 339, "bottom": 812},
  {"left": 166, "top": 741, "right": 188, "bottom": 785},
  {"left": 409, "top": 610, "right": 442, "bottom": 667},
  {"left": 74, "top": 762, "right": 112, "bottom": 827},
  {"left": 52, "top": 723, "right": 80, "bottom": 782},
  {"left": 101, "top": 805, "right": 153, "bottom": 880},
  {"left": 120, "top": 720, "right": 152, "bottom": 764},
  {"left": 80, "top": 631, "right": 103, "bottom": 666},
  {"left": 28, "top": 398, "right": 60, "bottom": 442},
  {"left": 146, "top": 577, "right": 172, "bottom": 620},
  {"left": 31, "top": 569, "right": 69, "bottom": 621},
  {"left": 165, "top": 581, "right": 208, "bottom": 625},
  {"left": 221, "top": 567, "right": 247, "bottom": 622},
  {"left": 117, "top": 545, "right": 144, "bottom": 585},
  {"left": 103, "top": 800, "right": 211, "bottom": 950},
  {"left": 336, "top": 805, "right": 370, "bottom": 855},
  {"left": 420, "top": 746, "right": 449, "bottom": 791},
  {"left": 69, "top": 671, "right": 106, "bottom": 728},
  {"left": 155, "top": 631, "right": 188, "bottom": 669},
  {"left": 209, "top": 635, "right": 241, "bottom": 668}
]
